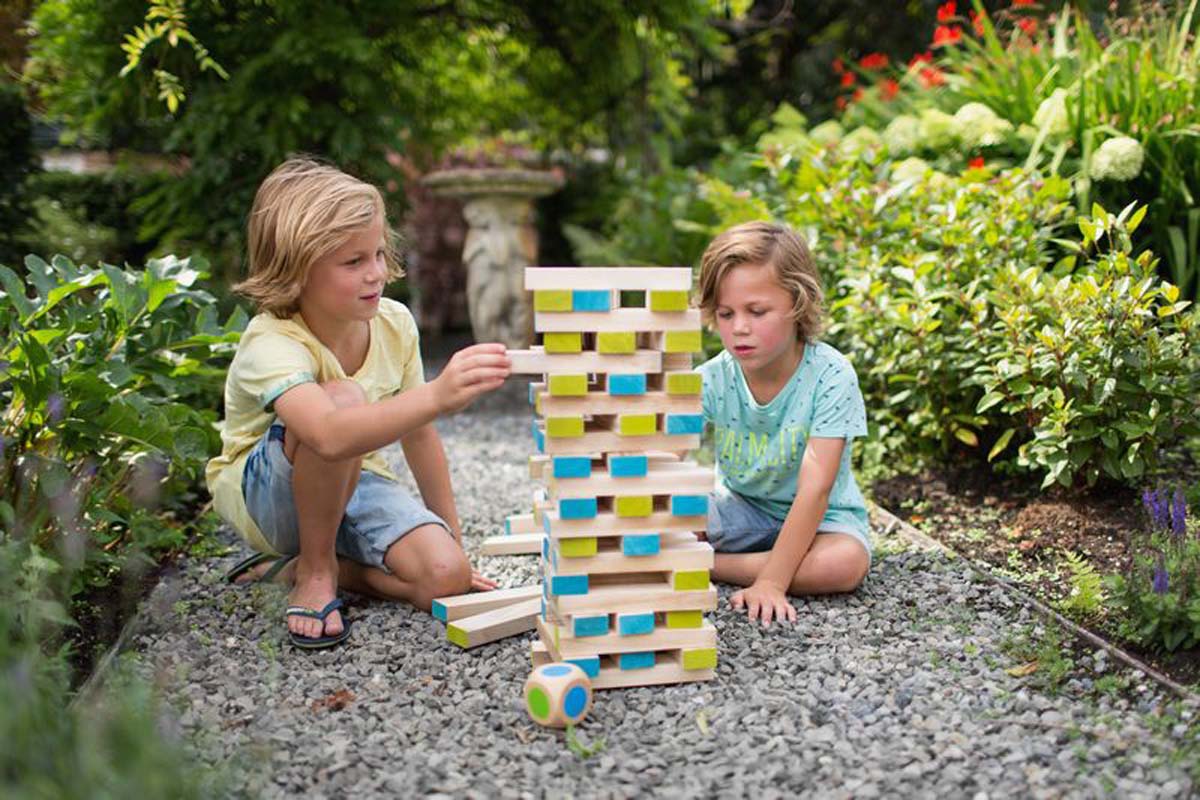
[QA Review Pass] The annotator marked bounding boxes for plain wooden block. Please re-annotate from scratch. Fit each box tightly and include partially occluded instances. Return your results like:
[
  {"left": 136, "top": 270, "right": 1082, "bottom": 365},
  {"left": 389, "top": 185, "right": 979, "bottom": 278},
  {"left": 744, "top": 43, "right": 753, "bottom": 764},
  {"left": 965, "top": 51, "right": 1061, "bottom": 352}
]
[
  {"left": 431, "top": 584, "right": 541, "bottom": 622},
  {"left": 480, "top": 533, "right": 543, "bottom": 556},
  {"left": 537, "top": 615, "right": 717, "bottom": 656},
  {"left": 536, "top": 389, "right": 700, "bottom": 418},
  {"left": 446, "top": 597, "right": 541, "bottom": 648},
  {"left": 524, "top": 662, "right": 593, "bottom": 728},
  {"left": 548, "top": 462, "right": 713, "bottom": 499},
  {"left": 508, "top": 347, "right": 662, "bottom": 375},
  {"left": 549, "top": 576, "right": 716, "bottom": 616},
  {"left": 525, "top": 267, "right": 691, "bottom": 291},
  {"left": 538, "top": 429, "right": 700, "bottom": 457},
  {"left": 535, "top": 308, "right": 701, "bottom": 333},
  {"left": 531, "top": 642, "right": 715, "bottom": 690},
  {"left": 504, "top": 513, "right": 540, "bottom": 535},
  {"left": 551, "top": 534, "right": 712, "bottom": 576},
  {"left": 545, "top": 509, "right": 707, "bottom": 538}
]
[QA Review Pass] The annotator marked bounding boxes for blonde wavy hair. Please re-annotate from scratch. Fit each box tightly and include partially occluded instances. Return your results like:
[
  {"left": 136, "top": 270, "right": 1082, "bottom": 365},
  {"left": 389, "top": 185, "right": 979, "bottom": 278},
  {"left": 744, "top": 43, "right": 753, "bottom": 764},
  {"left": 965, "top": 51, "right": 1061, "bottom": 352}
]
[
  {"left": 235, "top": 157, "right": 403, "bottom": 316},
  {"left": 697, "top": 220, "right": 824, "bottom": 342}
]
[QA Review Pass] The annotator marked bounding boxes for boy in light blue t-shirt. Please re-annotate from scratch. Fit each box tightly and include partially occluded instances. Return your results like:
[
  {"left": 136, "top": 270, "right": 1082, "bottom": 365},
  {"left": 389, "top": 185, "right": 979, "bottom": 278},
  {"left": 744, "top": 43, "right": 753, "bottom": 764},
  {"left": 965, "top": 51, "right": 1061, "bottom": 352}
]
[{"left": 696, "top": 221, "right": 871, "bottom": 626}]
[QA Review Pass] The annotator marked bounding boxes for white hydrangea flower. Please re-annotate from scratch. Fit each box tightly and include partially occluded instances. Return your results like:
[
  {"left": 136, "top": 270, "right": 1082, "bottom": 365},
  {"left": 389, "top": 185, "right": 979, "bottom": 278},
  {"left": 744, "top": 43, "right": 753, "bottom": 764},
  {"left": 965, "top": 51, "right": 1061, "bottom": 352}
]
[
  {"left": 918, "top": 109, "right": 960, "bottom": 151},
  {"left": 882, "top": 115, "right": 922, "bottom": 156},
  {"left": 954, "top": 102, "right": 1014, "bottom": 149},
  {"left": 757, "top": 128, "right": 817, "bottom": 158},
  {"left": 838, "top": 126, "right": 883, "bottom": 158},
  {"left": 891, "top": 157, "right": 930, "bottom": 183},
  {"left": 1090, "top": 136, "right": 1145, "bottom": 181},
  {"left": 1033, "top": 89, "right": 1070, "bottom": 137},
  {"left": 809, "top": 120, "right": 844, "bottom": 146}
]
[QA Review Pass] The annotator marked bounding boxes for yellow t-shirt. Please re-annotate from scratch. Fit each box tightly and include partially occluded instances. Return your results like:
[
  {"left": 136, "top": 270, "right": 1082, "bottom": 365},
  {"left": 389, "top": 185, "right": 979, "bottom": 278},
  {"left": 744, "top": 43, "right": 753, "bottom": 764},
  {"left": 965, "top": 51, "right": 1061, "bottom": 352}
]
[{"left": 205, "top": 298, "right": 425, "bottom": 552}]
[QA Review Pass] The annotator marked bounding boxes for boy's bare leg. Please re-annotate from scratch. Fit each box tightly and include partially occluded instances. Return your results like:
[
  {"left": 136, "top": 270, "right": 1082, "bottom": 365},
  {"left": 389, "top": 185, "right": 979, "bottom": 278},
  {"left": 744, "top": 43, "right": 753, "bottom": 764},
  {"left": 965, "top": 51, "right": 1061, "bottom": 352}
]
[
  {"left": 712, "top": 534, "right": 870, "bottom": 596},
  {"left": 283, "top": 380, "right": 366, "bottom": 639}
]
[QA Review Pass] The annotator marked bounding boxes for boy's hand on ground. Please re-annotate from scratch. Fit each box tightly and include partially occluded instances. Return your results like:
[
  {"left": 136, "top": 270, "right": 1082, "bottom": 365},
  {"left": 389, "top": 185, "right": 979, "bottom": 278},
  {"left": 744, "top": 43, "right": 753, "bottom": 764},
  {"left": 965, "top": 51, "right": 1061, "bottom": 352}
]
[
  {"left": 432, "top": 343, "right": 511, "bottom": 413},
  {"left": 470, "top": 569, "right": 498, "bottom": 592},
  {"left": 730, "top": 579, "right": 796, "bottom": 627}
]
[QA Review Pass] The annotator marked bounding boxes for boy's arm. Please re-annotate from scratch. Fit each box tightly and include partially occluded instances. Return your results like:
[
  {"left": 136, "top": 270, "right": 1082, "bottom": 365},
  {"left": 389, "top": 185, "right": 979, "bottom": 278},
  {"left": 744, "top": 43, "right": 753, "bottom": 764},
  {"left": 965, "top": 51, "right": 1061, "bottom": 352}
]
[
  {"left": 401, "top": 423, "right": 499, "bottom": 592},
  {"left": 731, "top": 436, "right": 844, "bottom": 624}
]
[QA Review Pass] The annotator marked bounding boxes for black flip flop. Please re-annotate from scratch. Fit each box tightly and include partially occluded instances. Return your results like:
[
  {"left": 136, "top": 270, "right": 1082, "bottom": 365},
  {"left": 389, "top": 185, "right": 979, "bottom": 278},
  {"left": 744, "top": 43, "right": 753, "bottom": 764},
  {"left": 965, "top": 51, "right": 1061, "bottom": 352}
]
[{"left": 224, "top": 552, "right": 295, "bottom": 584}]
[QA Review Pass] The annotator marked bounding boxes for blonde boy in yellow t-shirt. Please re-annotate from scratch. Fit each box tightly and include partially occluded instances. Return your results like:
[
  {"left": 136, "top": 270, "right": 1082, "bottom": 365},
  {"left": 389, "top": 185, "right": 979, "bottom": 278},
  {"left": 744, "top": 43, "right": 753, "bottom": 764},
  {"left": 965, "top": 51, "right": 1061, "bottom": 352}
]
[{"left": 206, "top": 158, "right": 511, "bottom": 649}]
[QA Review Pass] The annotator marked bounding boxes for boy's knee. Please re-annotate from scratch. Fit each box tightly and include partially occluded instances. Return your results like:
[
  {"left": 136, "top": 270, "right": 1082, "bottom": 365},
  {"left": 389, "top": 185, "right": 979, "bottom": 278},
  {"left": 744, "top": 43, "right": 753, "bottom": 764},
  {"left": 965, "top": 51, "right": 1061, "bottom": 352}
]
[
  {"left": 419, "top": 541, "right": 471, "bottom": 601},
  {"left": 321, "top": 379, "right": 367, "bottom": 409},
  {"left": 833, "top": 546, "right": 870, "bottom": 593}
]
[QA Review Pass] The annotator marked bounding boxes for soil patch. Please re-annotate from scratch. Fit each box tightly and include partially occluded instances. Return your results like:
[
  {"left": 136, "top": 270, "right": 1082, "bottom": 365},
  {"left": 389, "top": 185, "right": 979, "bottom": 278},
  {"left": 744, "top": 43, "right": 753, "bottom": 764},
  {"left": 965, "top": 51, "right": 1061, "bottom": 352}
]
[{"left": 873, "top": 465, "right": 1200, "bottom": 690}]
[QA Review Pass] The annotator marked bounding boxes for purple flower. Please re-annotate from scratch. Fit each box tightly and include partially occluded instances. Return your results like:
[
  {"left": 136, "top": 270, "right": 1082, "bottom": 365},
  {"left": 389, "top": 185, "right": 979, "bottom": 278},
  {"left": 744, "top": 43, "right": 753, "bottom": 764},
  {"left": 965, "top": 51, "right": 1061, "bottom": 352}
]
[
  {"left": 1143, "top": 488, "right": 1171, "bottom": 532},
  {"left": 1170, "top": 489, "right": 1187, "bottom": 539},
  {"left": 1152, "top": 555, "right": 1169, "bottom": 595},
  {"left": 46, "top": 393, "right": 65, "bottom": 423}
]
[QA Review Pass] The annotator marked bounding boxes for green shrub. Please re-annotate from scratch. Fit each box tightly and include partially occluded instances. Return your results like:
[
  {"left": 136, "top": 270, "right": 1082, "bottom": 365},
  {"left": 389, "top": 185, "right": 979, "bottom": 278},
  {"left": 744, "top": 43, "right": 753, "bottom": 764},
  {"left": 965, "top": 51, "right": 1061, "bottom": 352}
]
[
  {"left": 0, "top": 253, "right": 243, "bottom": 595},
  {"left": 1108, "top": 487, "right": 1200, "bottom": 652}
]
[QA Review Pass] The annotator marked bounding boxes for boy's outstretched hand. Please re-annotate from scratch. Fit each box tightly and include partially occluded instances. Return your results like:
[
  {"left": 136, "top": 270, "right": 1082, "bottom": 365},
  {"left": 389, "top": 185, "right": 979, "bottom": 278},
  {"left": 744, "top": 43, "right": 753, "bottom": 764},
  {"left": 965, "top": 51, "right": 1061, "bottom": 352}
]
[
  {"left": 730, "top": 578, "right": 797, "bottom": 627},
  {"left": 432, "top": 343, "right": 511, "bottom": 414},
  {"left": 470, "top": 568, "right": 498, "bottom": 592}
]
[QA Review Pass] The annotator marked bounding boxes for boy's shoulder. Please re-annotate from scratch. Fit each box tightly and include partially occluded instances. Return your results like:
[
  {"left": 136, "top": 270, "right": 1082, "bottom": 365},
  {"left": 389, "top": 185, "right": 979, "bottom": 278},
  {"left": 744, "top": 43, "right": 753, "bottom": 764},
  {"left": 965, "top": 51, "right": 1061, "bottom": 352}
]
[
  {"left": 375, "top": 297, "right": 418, "bottom": 336},
  {"left": 805, "top": 340, "right": 855, "bottom": 373}
]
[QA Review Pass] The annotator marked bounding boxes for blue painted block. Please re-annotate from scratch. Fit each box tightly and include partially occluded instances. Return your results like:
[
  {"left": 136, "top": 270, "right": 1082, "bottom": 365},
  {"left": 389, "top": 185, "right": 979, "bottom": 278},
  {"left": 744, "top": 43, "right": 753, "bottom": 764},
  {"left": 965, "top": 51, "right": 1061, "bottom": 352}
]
[
  {"left": 431, "top": 600, "right": 447, "bottom": 622},
  {"left": 573, "top": 614, "right": 609, "bottom": 638},
  {"left": 504, "top": 516, "right": 512, "bottom": 535},
  {"left": 543, "top": 514, "right": 552, "bottom": 535},
  {"left": 572, "top": 290, "right": 611, "bottom": 311},
  {"left": 528, "top": 382, "right": 538, "bottom": 406},
  {"left": 671, "top": 494, "right": 709, "bottom": 516},
  {"left": 532, "top": 421, "right": 545, "bottom": 453},
  {"left": 553, "top": 456, "right": 592, "bottom": 479},
  {"left": 665, "top": 414, "right": 704, "bottom": 435},
  {"left": 618, "top": 651, "right": 656, "bottom": 670},
  {"left": 550, "top": 574, "right": 589, "bottom": 596},
  {"left": 540, "top": 597, "right": 546, "bottom": 621},
  {"left": 559, "top": 497, "right": 598, "bottom": 520},
  {"left": 609, "top": 454, "right": 648, "bottom": 478},
  {"left": 617, "top": 612, "right": 655, "bottom": 636},
  {"left": 607, "top": 373, "right": 647, "bottom": 396},
  {"left": 568, "top": 656, "right": 601, "bottom": 678},
  {"left": 622, "top": 533, "right": 660, "bottom": 556}
]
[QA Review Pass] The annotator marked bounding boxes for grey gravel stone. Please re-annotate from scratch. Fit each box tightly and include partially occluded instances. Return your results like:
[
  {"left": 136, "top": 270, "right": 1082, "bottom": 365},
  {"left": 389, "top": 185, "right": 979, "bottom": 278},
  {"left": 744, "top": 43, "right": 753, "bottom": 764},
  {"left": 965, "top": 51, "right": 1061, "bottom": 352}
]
[{"left": 127, "top": 357, "right": 1198, "bottom": 798}]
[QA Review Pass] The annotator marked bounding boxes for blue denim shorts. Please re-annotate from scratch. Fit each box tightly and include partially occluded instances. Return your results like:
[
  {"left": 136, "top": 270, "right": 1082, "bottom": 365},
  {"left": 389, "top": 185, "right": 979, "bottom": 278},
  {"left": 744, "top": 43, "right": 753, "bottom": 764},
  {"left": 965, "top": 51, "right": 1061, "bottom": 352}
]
[
  {"left": 706, "top": 488, "right": 872, "bottom": 566},
  {"left": 241, "top": 423, "right": 450, "bottom": 568}
]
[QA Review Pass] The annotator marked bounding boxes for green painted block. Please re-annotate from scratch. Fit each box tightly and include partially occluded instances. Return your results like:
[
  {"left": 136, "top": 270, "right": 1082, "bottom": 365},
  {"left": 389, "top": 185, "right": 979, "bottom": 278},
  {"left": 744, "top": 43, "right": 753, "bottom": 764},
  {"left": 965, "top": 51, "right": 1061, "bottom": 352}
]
[
  {"left": 534, "top": 290, "right": 572, "bottom": 312},
  {"left": 666, "top": 610, "right": 704, "bottom": 628},
  {"left": 649, "top": 290, "right": 689, "bottom": 311},
  {"left": 548, "top": 374, "right": 588, "bottom": 396},
  {"left": 618, "top": 413, "right": 657, "bottom": 436},
  {"left": 447, "top": 624, "right": 469, "bottom": 648},
  {"left": 673, "top": 569, "right": 710, "bottom": 591},
  {"left": 544, "top": 332, "right": 582, "bottom": 353},
  {"left": 559, "top": 537, "right": 598, "bottom": 557},
  {"left": 663, "top": 330, "right": 703, "bottom": 353},
  {"left": 546, "top": 416, "right": 584, "bottom": 438},
  {"left": 614, "top": 495, "right": 653, "bottom": 517},
  {"left": 597, "top": 331, "right": 636, "bottom": 354},
  {"left": 682, "top": 647, "right": 718, "bottom": 670},
  {"left": 665, "top": 372, "right": 702, "bottom": 395}
]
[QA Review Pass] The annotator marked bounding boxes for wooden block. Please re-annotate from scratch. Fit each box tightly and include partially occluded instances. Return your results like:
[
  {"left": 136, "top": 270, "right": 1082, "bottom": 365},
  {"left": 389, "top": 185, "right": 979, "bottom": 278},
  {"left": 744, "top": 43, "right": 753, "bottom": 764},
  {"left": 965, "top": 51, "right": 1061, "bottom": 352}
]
[
  {"left": 608, "top": 454, "right": 648, "bottom": 477},
  {"left": 648, "top": 290, "right": 689, "bottom": 311},
  {"left": 480, "top": 533, "right": 543, "bottom": 556},
  {"left": 558, "top": 537, "right": 598, "bottom": 558},
  {"left": 665, "top": 372, "right": 702, "bottom": 395},
  {"left": 670, "top": 494, "right": 709, "bottom": 516},
  {"left": 552, "top": 456, "right": 591, "bottom": 479},
  {"left": 665, "top": 414, "right": 703, "bottom": 435},
  {"left": 508, "top": 347, "right": 663, "bottom": 375},
  {"left": 617, "top": 612, "right": 656, "bottom": 636},
  {"left": 537, "top": 390, "right": 700, "bottom": 417},
  {"left": 672, "top": 569, "right": 711, "bottom": 591},
  {"left": 606, "top": 374, "right": 646, "bottom": 395},
  {"left": 666, "top": 610, "right": 704, "bottom": 628},
  {"left": 525, "top": 267, "right": 691, "bottom": 292},
  {"left": 536, "top": 308, "right": 702, "bottom": 333},
  {"left": 432, "top": 584, "right": 541, "bottom": 622},
  {"left": 596, "top": 331, "right": 636, "bottom": 353},
  {"left": 614, "top": 495, "right": 653, "bottom": 517},
  {"left": 546, "top": 416, "right": 585, "bottom": 438},
  {"left": 504, "top": 513, "right": 540, "bottom": 535},
  {"left": 549, "top": 462, "right": 713, "bottom": 499},
  {"left": 547, "top": 573, "right": 589, "bottom": 596},
  {"left": 617, "top": 413, "right": 657, "bottom": 436},
  {"left": 571, "top": 290, "right": 612, "bottom": 311},
  {"left": 558, "top": 497, "right": 597, "bottom": 519},
  {"left": 571, "top": 614, "right": 609, "bottom": 637},
  {"left": 662, "top": 352, "right": 694, "bottom": 370},
  {"left": 542, "top": 332, "right": 582, "bottom": 353},
  {"left": 531, "top": 642, "right": 715, "bottom": 690},
  {"left": 446, "top": 597, "right": 541, "bottom": 648},
  {"left": 548, "top": 575, "right": 716, "bottom": 616},
  {"left": 545, "top": 509, "right": 707, "bottom": 538},
  {"left": 662, "top": 330, "right": 704, "bottom": 353},
  {"left": 622, "top": 533, "right": 661, "bottom": 556},
  {"left": 538, "top": 615, "right": 717, "bottom": 656},
  {"left": 538, "top": 429, "right": 699, "bottom": 456},
  {"left": 534, "top": 290, "right": 572, "bottom": 311},
  {"left": 547, "top": 374, "right": 588, "bottom": 396},
  {"left": 551, "top": 535, "right": 712, "bottom": 576},
  {"left": 618, "top": 651, "right": 656, "bottom": 670}
]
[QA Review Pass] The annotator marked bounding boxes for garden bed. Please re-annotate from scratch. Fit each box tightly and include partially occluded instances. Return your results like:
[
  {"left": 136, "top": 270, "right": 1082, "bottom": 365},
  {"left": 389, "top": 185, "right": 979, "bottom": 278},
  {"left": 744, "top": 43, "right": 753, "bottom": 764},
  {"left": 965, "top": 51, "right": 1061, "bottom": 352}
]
[{"left": 872, "top": 460, "right": 1200, "bottom": 689}]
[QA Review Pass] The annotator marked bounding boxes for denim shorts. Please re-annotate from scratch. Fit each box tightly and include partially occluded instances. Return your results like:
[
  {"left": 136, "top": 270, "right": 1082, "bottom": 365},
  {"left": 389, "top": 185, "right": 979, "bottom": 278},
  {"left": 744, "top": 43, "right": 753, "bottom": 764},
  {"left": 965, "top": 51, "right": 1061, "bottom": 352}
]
[
  {"left": 706, "top": 488, "right": 872, "bottom": 566},
  {"left": 241, "top": 423, "right": 450, "bottom": 568}
]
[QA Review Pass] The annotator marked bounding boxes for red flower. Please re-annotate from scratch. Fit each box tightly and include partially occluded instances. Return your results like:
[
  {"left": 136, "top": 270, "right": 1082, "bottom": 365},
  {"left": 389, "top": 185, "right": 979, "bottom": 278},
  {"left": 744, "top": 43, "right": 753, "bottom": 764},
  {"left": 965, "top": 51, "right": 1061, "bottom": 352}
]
[
  {"left": 936, "top": 1, "right": 957, "bottom": 22},
  {"left": 832, "top": 57, "right": 845, "bottom": 74},
  {"left": 919, "top": 66, "right": 946, "bottom": 88},
  {"left": 970, "top": 10, "right": 987, "bottom": 35},
  {"left": 968, "top": 156, "right": 985, "bottom": 169},
  {"left": 835, "top": 96, "right": 849, "bottom": 110},
  {"left": 859, "top": 52, "right": 890, "bottom": 70},
  {"left": 841, "top": 71, "right": 857, "bottom": 87},
  {"left": 852, "top": 88, "right": 864, "bottom": 102},
  {"left": 1017, "top": 17, "right": 1038, "bottom": 35},
  {"left": 879, "top": 78, "right": 900, "bottom": 101},
  {"left": 908, "top": 50, "right": 934, "bottom": 69},
  {"left": 933, "top": 25, "right": 963, "bottom": 47},
  {"left": 1013, "top": 0, "right": 1035, "bottom": 6}
]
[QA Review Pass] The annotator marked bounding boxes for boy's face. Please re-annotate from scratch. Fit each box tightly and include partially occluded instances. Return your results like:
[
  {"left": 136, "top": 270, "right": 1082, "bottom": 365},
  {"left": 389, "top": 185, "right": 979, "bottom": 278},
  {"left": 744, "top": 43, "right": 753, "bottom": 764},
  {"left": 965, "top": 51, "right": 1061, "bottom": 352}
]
[
  {"left": 713, "top": 261, "right": 801, "bottom": 376},
  {"left": 299, "top": 217, "right": 388, "bottom": 327}
]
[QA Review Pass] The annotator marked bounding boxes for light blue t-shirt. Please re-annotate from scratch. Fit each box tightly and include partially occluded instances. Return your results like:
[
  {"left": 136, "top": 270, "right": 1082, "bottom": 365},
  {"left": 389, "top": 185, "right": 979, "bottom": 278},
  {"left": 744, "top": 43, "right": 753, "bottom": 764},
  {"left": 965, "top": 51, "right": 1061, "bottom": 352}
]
[{"left": 698, "top": 341, "right": 870, "bottom": 536}]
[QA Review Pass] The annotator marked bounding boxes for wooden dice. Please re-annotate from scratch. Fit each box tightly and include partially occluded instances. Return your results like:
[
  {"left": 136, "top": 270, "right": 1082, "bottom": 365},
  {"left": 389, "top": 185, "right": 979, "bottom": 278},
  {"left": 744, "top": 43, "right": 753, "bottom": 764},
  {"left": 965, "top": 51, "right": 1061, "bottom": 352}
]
[{"left": 523, "top": 662, "right": 592, "bottom": 727}]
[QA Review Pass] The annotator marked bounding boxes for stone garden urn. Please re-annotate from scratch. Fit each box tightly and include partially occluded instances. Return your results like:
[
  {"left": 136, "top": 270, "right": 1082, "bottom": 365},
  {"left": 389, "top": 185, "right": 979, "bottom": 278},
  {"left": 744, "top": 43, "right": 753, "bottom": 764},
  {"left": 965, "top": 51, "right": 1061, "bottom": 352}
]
[{"left": 422, "top": 167, "right": 564, "bottom": 348}]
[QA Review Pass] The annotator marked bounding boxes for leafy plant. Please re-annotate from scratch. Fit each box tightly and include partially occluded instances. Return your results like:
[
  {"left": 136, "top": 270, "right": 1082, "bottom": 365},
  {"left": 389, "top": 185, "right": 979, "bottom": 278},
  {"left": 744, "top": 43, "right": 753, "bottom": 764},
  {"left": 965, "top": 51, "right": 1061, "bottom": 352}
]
[
  {"left": 1108, "top": 487, "right": 1200, "bottom": 653},
  {"left": 1058, "top": 549, "right": 1105, "bottom": 619}
]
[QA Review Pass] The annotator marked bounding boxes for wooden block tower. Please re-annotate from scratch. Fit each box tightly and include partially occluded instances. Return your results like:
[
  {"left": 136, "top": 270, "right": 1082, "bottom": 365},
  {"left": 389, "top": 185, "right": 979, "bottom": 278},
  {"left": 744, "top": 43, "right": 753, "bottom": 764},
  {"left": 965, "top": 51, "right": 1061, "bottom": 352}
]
[{"left": 508, "top": 267, "right": 717, "bottom": 689}]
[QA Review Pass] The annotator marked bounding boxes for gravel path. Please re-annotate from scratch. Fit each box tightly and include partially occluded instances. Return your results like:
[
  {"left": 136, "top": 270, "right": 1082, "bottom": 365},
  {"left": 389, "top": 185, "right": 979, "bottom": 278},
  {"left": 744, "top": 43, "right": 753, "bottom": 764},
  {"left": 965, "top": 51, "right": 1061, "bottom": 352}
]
[{"left": 130, "top": 364, "right": 1198, "bottom": 799}]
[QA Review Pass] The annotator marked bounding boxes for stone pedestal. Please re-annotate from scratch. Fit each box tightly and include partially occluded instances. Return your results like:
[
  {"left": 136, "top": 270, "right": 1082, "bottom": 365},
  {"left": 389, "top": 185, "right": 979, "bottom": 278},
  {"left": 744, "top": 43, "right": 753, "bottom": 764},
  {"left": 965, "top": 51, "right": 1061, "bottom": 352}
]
[{"left": 422, "top": 168, "right": 564, "bottom": 348}]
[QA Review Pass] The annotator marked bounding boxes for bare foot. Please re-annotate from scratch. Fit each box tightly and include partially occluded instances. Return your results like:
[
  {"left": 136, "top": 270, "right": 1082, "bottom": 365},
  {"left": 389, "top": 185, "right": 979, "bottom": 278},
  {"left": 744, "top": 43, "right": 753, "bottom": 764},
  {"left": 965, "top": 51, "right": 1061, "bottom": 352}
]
[{"left": 287, "top": 561, "right": 343, "bottom": 640}]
